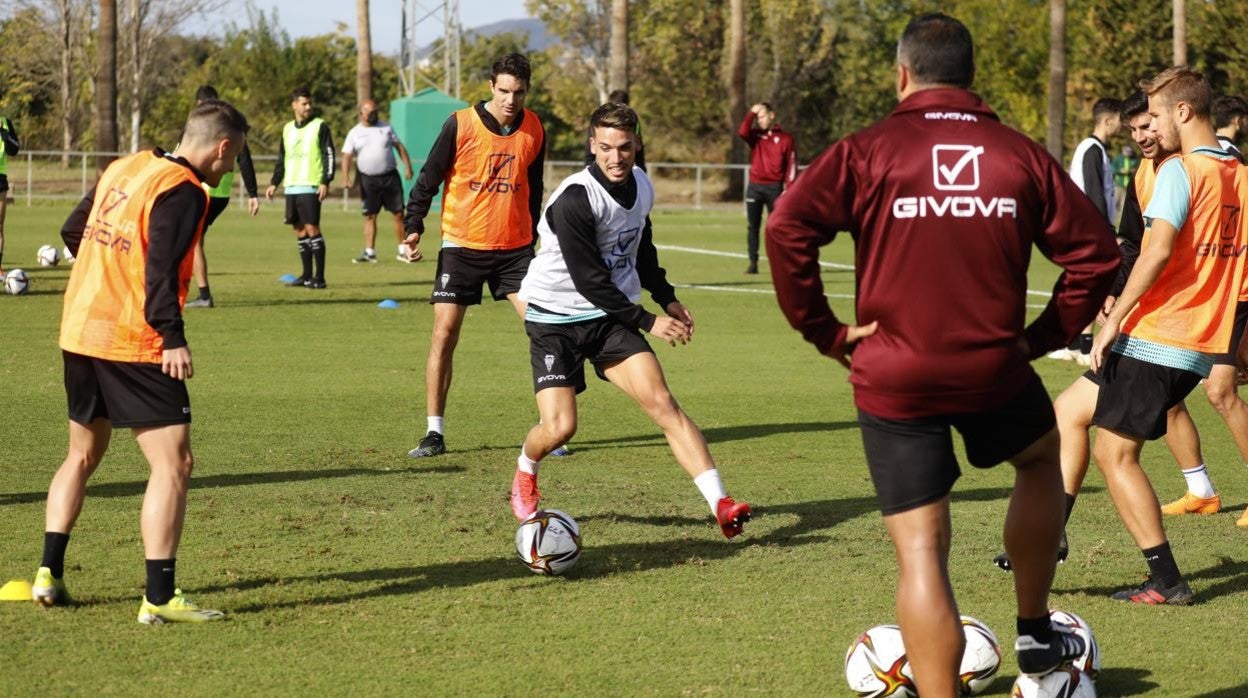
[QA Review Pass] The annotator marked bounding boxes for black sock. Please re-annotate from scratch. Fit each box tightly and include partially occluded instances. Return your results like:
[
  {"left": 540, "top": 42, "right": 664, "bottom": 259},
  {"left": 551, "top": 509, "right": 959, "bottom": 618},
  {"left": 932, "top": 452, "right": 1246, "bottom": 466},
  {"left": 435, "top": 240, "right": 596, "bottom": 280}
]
[
  {"left": 309, "top": 234, "right": 326, "bottom": 280},
  {"left": 1142, "top": 541, "right": 1182, "bottom": 588},
  {"left": 1017, "top": 615, "right": 1052, "bottom": 643},
  {"left": 1063, "top": 493, "right": 1077, "bottom": 524},
  {"left": 1078, "top": 333, "right": 1094, "bottom": 353},
  {"left": 41, "top": 532, "right": 70, "bottom": 579},
  {"left": 145, "top": 558, "right": 177, "bottom": 605},
  {"left": 298, "top": 238, "right": 313, "bottom": 278},
  {"left": 198, "top": 284, "right": 211, "bottom": 301}
]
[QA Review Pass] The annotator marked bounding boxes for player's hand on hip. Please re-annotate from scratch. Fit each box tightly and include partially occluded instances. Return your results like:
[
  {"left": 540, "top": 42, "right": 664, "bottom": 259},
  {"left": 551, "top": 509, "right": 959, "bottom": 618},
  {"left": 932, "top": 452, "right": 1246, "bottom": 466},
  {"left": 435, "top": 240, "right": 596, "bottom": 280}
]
[
  {"left": 1096, "top": 295, "right": 1117, "bottom": 325},
  {"left": 648, "top": 316, "right": 690, "bottom": 346},
  {"left": 824, "top": 321, "right": 879, "bottom": 369},
  {"left": 664, "top": 302, "right": 693, "bottom": 338},
  {"left": 247, "top": 197, "right": 260, "bottom": 216},
  {"left": 1090, "top": 322, "right": 1120, "bottom": 373},
  {"left": 316, "top": 184, "right": 328, "bottom": 202},
  {"left": 162, "top": 346, "right": 193, "bottom": 381},
  {"left": 264, "top": 185, "right": 276, "bottom": 200}
]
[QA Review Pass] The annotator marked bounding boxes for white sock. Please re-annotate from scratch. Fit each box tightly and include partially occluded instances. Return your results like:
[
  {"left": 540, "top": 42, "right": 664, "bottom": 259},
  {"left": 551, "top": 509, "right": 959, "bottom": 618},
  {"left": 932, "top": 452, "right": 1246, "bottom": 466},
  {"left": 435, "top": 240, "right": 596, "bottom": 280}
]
[
  {"left": 427, "top": 416, "right": 444, "bottom": 435},
  {"left": 693, "top": 469, "right": 726, "bottom": 513},
  {"left": 365, "top": 247, "right": 375, "bottom": 256},
  {"left": 398, "top": 243, "right": 407, "bottom": 255},
  {"left": 1182, "top": 464, "right": 1215, "bottom": 498},
  {"left": 518, "top": 451, "right": 539, "bottom": 475}
]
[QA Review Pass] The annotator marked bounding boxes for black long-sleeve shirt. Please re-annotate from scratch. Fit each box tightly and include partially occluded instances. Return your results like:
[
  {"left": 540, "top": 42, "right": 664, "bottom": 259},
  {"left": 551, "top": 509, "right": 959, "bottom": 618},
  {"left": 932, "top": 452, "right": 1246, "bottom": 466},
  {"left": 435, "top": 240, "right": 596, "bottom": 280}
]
[
  {"left": 1113, "top": 174, "right": 1144, "bottom": 297},
  {"left": 1076, "top": 138, "right": 1111, "bottom": 221},
  {"left": 542, "top": 164, "right": 677, "bottom": 330},
  {"left": 61, "top": 150, "right": 207, "bottom": 349},
  {"left": 237, "top": 142, "right": 259, "bottom": 197},
  {"left": 1, "top": 117, "right": 18, "bottom": 157},
  {"left": 404, "top": 102, "right": 546, "bottom": 237},
  {"left": 270, "top": 118, "right": 335, "bottom": 187}
]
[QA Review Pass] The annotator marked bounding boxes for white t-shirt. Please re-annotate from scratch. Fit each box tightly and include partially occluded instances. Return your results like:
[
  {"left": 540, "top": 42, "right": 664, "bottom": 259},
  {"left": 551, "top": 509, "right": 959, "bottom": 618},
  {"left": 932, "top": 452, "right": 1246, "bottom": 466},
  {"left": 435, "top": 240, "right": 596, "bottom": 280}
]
[{"left": 342, "top": 121, "right": 402, "bottom": 176}]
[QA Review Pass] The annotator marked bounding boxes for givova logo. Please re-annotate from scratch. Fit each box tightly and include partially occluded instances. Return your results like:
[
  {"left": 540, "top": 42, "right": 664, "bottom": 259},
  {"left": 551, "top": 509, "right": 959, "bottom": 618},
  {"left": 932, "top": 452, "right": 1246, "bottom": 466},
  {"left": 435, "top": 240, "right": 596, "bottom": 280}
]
[
  {"left": 892, "top": 144, "right": 1017, "bottom": 219},
  {"left": 469, "top": 154, "right": 518, "bottom": 193}
]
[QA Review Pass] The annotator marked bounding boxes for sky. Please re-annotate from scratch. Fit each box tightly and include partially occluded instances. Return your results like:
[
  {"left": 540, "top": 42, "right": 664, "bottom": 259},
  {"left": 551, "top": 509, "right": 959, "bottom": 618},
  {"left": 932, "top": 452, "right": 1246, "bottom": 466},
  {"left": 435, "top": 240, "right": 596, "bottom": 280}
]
[{"left": 229, "top": 0, "right": 531, "bottom": 55}]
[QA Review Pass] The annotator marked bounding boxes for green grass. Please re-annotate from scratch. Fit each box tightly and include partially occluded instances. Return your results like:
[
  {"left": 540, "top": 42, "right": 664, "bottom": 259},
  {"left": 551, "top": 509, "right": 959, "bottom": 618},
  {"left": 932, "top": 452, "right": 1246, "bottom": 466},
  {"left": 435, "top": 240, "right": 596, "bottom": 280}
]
[{"left": 0, "top": 203, "right": 1246, "bottom": 695}]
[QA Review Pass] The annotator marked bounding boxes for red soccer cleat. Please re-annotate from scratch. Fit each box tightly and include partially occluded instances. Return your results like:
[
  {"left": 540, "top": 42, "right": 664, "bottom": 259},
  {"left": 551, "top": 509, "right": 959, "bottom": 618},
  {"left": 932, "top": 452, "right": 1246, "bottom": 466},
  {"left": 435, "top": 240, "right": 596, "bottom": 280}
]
[
  {"left": 715, "top": 496, "right": 752, "bottom": 539},
  {"left": 510, "top": 470, "right": 542, "bottom": 522}
]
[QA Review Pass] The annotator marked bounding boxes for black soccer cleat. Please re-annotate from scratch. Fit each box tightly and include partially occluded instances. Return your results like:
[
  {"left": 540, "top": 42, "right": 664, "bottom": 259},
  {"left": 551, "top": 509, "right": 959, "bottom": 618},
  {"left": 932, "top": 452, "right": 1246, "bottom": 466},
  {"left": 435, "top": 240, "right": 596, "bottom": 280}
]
[
  {"left": 1111, "top": 575, "right": 1194, "bottom": 605},
  {"left": 408, "top": 431, "right": 446, "bottom": 458},
  {"left": 285, "top": 276, "right": 310, "bottom": 287},
  {"left": 1015, "top": 624, "right": 1087, "bottom": 677},
  {"left": 306, "top": 278, "right": 327, "bottom": 289},
  {"left": 993, "top": 532, "right": 1068, "bottom": 572}
]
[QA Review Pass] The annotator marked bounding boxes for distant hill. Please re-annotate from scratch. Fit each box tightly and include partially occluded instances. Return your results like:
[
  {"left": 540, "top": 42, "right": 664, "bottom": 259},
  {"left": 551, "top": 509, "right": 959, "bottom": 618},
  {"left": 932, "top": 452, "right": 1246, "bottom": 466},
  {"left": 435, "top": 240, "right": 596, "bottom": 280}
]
[{"left": 414, "top": 18, "right": 549, "bottom": 60}]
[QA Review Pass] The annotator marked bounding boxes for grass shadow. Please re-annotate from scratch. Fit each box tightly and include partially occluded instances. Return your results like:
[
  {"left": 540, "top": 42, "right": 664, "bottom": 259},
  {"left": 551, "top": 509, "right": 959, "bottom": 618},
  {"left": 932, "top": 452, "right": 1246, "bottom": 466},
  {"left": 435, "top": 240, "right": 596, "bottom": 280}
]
[
  {"left": 1054, "top": 556, "right": 1248, "bottom": 603},
  {"left": 0, "top": 464, "right": 464, "bottom": 506},
  {"left": 484, "top": 421, "right": 860, "bottom": 453},
  {"left": 1096, "top": 666, "right": 1158, "bottom": 696},
  {"left": 1193, "top": 684, "right": 1248, "bottom": 698},
  {"left": 211, "top": 487, "right": 1016, "bottom": 612}
]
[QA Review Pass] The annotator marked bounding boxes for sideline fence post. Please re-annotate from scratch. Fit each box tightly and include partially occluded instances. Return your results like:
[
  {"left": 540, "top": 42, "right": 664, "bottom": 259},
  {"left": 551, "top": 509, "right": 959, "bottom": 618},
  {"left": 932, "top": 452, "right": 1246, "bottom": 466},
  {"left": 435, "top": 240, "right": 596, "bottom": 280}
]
[
  {"left": 26, "top": 152, "right": 32, "bottom": 206},
  {"left": 695, "top": 166, "right": 703, "bottom": 210},
  {"left": 80, "top": 153, "right": 87, "bottom": 195}
]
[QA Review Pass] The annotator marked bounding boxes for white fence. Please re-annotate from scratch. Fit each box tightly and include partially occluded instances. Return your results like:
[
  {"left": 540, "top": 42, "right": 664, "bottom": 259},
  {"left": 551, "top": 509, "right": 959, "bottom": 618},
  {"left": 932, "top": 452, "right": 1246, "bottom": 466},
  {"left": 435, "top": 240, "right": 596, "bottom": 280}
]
[{"left": 7, "top": 151, "right": 752, "bottom": 211}]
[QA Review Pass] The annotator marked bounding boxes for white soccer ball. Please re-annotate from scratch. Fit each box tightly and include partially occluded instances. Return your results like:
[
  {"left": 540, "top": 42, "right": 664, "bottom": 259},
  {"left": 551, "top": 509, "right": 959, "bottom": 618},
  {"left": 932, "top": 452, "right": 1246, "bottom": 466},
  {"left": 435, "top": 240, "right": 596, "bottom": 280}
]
[
  {"left": 515, "top": 509, "right": 582, "bottom": 575},
  {"left": 61, "top": 245, "right": 75, "bottom": 264},
  {"left": 1011, "top": 667, "right": 1097, "bottom": 698},
  {"left": 959, "top": 615, "right": 1002, "bottom": 695},
  {"left": 844, "top": 624, "right": 916, "bottom": 697},
  {"left": 1049, "top": 609, "right": 1100, "bottom": 680},
  {"left": 36, "top": 244, "right": 60, "bottom": 267},
  {"left": 4, "top": 268, "right": 30, "bottom": 295}
]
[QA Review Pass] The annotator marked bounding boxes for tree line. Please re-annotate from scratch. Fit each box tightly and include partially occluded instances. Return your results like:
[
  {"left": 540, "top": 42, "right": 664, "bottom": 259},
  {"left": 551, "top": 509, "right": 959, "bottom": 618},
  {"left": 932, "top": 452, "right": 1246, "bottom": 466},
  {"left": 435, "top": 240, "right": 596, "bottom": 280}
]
[{"left": 3, "top": 1, "right": 1248, "bottom": 175}]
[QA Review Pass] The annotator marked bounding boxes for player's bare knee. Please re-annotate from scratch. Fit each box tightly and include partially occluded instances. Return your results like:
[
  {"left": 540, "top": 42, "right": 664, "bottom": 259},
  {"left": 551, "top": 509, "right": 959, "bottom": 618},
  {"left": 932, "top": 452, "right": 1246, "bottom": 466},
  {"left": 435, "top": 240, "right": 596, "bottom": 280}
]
[
  {"left": 543, "top": 416, "right": 576, "bottom": 445},
  {"left": 1203, "top": 381, "right": 1241, "bottom": 415}
]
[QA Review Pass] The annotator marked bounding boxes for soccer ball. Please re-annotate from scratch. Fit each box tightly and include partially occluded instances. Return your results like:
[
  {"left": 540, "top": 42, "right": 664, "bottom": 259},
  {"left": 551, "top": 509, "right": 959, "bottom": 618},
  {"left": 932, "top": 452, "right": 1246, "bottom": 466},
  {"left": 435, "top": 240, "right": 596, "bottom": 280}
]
[
  {"left": 1049, "top": 609, "right": 1100, "bottom": 679},
  {"left": 515, "top": 509, "right": 582, "bottom": 575},
  {"left": 1010, "top": 667, "right": 1097, "bottom": 698},
  {"left": 36, "top": 244, "right": 60, "bottom": 267},
  {"left": 61, "top": 245, "right": 75, "bottom": 264},
  {"left": 844, "top": 624, "right": 916, "bottom": 697},
  {"left": 959, "top": 615, "right": 1002, "bottom": 695},
  {"left": 4, "top": 268, "right": 29, "bottom": 295}
]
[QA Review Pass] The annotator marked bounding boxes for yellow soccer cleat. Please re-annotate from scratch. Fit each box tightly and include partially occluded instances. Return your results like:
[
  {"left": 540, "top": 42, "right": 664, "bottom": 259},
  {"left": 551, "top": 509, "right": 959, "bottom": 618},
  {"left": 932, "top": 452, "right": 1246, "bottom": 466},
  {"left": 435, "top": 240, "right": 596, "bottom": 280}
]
[
  {"left": 1160, "top": 492, "right": 1222, "bottom": 515},
  {"left": 1237, "top": 508, "right": 1248, "bottom": 528},
  {"left": 137, "top": 589, "right": 226, "bottom": 625},
  {"left": 31, "top": 567, "right": 70, "bottom": 607}
]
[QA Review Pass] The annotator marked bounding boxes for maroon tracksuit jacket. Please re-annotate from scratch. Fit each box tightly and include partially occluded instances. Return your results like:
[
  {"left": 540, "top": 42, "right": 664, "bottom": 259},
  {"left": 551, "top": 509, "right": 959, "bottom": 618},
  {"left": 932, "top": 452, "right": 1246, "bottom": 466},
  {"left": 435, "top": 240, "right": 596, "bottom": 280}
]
[
  {"left": 767, "top": 88, "right": 1120, "bottom": 420},
  {"left": 739, "top": 112, "right": 797, "bottom": 185}
]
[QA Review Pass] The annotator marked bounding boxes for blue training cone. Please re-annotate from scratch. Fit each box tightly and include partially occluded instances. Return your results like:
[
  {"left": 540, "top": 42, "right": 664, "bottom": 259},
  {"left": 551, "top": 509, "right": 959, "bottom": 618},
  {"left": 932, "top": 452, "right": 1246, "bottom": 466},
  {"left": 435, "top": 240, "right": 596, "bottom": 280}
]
[
  {"left": 279, "top": 273, "right": 298, "bottom": 284},
  {"left": 377, "top": 299, "right": 400, "bottom": 309}
]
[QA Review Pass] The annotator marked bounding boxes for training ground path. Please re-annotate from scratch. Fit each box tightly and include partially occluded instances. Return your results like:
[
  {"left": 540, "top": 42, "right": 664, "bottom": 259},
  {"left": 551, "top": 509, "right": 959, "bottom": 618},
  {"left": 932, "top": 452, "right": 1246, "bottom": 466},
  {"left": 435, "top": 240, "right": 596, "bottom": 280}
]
[{"left": 655, "top": 244, "right": 1052, "bottom": 309}]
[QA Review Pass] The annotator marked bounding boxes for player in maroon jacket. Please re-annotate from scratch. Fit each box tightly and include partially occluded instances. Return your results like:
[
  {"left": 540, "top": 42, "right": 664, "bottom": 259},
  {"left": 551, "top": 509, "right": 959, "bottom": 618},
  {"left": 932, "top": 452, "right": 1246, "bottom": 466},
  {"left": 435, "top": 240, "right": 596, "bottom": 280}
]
[
  {"left": 738, "top": 102, "right": 796, "bottom": 274},
  {"left": 766, "top": 14, "right": 1120, "bottom": 697}
]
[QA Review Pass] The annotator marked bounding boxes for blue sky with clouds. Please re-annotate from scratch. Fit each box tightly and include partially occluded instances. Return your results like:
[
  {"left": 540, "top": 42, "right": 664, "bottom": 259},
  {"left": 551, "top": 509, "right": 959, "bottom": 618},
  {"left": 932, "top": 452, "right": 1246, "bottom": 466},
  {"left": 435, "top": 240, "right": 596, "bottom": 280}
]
[{"left": 232, "top": 0, "right": 530, "bottom": 55}]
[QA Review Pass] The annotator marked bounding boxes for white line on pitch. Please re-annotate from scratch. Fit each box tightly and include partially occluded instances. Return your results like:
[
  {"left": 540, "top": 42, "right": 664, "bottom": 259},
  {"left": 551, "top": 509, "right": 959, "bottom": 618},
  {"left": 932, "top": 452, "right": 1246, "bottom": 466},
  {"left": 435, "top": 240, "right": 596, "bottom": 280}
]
[
  {"left": 657, "top": 243, "right": 1054, "bottom": 297},
  {"left": 675, "top": 283, "right": 1048, "bottom": 309}
]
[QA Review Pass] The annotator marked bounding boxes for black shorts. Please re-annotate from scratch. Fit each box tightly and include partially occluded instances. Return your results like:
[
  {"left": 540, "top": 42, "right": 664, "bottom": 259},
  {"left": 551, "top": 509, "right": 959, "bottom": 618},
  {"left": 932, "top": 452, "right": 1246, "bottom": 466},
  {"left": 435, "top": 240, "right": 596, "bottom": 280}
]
[
  {"left": 359, "top": 171, "right": 404, "bottom": 216},
  {"left": 284, "top": 193, "right": 322, "bottom": 227},
  {"left": 1212, "top": 301, "right": 1248, "bottom": 366},
  {"left": 1090, "top": 352, "right": 1202, "bottom": 440},
  {"left": 430, "top": 246, "right": 534, "bottom": 305},
  {"left": 526, "top": 314, "right": 654, "bottom": 393},
  {"left": 0, "top": 174, "right": 8, "bottom": 193},
  {"left": 204, "top": 196, "right": 230, "bottom": 229},
  {"left": 63, "top": 351, "right": 191, "bottom": 428},
  {"left": 858, "top": 372, "right": 1056, "bottom": 515}
]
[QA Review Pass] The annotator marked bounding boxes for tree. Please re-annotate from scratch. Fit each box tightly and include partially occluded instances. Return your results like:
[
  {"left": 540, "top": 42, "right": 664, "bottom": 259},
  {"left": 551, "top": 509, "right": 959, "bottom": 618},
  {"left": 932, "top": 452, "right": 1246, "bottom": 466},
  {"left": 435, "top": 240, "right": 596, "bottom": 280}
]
[
  {"left": 1046, "top": 0, "right": 1066, "bottom": 161},
  {"left": 1173, "top": 0, "right": 1186, "bottom": 66},
  {"left": 356, "top": 0, "right": 372, "bottom": 103},
  {"left": 724, "top": 0, "right": 745, "bottom": 195},
  {"left": 527, "top": 0, "right": 611, "bottom": 103},
  {"left": 608, "top": 0, "right": 627, "bottom": 94},
  {"left": 97, "top": 0, "right": 117, "bottom": 167}
]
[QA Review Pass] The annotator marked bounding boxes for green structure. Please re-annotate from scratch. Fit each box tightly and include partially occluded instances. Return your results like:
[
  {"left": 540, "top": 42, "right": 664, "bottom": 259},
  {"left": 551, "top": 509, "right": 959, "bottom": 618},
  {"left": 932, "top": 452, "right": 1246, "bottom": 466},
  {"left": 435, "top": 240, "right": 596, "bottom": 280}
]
[{"left": 390, "top": 87, "right": 468, "bottom": 211}]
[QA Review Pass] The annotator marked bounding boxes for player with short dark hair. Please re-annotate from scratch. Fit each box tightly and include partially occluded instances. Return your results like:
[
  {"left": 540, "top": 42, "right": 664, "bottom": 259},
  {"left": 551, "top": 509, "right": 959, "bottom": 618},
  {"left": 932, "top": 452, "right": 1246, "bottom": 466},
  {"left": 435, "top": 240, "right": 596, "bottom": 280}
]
[
  {"left": 0, "top": 113, "right": 19, "bottom": 279},
  {"left": 402, "top": 53, "right": 546, "bottom": 458},
  {"left": 583, "top": 89, "right": 646, "bottom": 171},
  {"left": 31, "top": 99, "right": 250, "bottom": 623},
  {"left": 265, "top": 86, "right": 335, "bottom": 289},
  {"left": 1213, "top": 94, "right": 1248, "bottom": 163},
  {"left": 1087, "top": 66, "right": 1248, "bottom": 602},
  {"left": 767, "top": 13, "right": 1119, "bottom": 695},
  {"left": 738, "top": 101, "right": 796, "bottom": 275},
  {"left": 185, "top": 84, "right": 260, "bottom": 308},
  {"left": 511, "top": 101, "right": 751, "bottom": 538},
  {"left": 342, "top": 99, "right": 415, "bottom": 264}
]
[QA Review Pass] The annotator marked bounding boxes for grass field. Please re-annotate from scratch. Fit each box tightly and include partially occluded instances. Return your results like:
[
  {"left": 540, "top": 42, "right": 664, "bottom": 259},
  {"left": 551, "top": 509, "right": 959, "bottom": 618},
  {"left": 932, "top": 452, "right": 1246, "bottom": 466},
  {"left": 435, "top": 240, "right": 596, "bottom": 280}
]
[{"left": 0, "top": 202, "right": 1245, "bottom": 696}]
